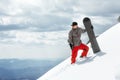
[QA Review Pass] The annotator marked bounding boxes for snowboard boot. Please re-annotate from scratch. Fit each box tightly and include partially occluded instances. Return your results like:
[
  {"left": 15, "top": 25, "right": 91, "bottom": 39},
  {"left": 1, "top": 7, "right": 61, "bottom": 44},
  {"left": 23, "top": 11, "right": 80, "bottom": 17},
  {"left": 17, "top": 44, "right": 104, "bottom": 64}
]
[
  {"left": 71, "top": 58, "right": 76, "bottom": 64},
  {"left": 80, "top": 55, "right": 87, "bottom": 58},
  {"left": 80, "top": 55, "right": 83, "bottom": 58}
]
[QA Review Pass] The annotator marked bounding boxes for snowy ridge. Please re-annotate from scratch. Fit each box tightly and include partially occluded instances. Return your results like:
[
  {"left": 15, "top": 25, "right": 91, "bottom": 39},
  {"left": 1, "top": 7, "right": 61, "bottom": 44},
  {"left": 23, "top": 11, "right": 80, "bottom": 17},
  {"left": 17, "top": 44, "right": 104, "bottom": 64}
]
[{"left": 38, "top": 23, "right": 120, "bottom": 80}]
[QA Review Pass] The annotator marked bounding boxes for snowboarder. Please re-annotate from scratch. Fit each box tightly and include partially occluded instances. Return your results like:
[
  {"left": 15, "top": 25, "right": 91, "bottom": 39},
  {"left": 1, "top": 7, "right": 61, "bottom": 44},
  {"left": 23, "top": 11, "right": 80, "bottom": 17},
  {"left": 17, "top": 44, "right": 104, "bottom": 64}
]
[{"left": 68, "top": 22, "right": 89, "bottom": 64}]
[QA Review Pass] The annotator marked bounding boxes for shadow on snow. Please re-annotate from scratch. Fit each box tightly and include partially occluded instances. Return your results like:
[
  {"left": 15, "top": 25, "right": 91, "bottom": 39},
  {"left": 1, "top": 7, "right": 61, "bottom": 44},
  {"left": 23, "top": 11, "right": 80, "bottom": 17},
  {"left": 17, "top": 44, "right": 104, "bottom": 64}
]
[{"left": 76, "top": 51, "right": 106, "bottom": 65}]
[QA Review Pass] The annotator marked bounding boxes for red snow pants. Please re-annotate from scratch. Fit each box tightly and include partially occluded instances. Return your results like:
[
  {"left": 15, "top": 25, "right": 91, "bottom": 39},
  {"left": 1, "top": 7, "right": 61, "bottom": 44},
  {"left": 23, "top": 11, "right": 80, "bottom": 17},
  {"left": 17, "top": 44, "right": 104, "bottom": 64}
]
[{"left": 71, "top": 43, "right": 89, "bottom": 64}]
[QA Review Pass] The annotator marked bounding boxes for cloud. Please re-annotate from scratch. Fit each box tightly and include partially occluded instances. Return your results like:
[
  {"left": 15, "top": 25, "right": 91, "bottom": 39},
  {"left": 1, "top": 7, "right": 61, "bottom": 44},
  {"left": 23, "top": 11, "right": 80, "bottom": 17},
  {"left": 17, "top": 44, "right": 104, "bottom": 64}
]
[
  {"left": 0, "top": 0, "right": 73, "bottom": 32},
  {"left": 0, "top": 0, "right": 119, "bottom": 59},
  {"left": 73, "top": 0, "right": 120, "bottom": 16},
  {"left": 0, "top": 30, "right": 70, "bottom": 59},
  {"left": 0, "top": 0, "right": 119, "bottom": 32},
  {"left": 0, "top": 24, "right": 26, "bottom": 31},
  {"left": 0, "top": 30, "right": 68, "bottom": 45},
  {"left": 24, "top": 14, "right": 72, "bottom": 32}
]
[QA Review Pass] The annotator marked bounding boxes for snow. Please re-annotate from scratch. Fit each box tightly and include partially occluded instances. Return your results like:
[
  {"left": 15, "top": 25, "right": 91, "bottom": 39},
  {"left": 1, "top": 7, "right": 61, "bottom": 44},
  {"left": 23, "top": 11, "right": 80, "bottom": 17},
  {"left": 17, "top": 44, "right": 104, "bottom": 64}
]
[{"left": 37, "top": 23, "right": 120, "bottom": 80}]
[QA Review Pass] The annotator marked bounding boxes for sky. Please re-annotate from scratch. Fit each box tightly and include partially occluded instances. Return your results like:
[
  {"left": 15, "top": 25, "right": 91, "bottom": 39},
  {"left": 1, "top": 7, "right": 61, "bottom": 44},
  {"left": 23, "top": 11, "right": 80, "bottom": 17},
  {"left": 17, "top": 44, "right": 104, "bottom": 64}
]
[{"left": 0, "top": 0, "right": 119, "bottom": 60}]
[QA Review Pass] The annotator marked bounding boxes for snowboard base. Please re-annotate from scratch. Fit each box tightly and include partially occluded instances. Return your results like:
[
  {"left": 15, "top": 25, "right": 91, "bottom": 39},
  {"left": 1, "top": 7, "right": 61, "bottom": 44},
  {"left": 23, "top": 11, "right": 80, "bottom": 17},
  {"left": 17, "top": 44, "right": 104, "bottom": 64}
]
[{"left": 83, "top": 17, "right": 101, "bottom": 53}]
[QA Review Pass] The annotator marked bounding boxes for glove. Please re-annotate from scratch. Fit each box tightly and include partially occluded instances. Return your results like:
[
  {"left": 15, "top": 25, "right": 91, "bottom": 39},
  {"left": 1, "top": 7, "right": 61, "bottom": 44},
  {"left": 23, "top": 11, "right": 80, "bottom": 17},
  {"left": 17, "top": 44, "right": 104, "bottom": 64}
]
[
  {"left": 91, "top": 25, "right": 94, "bottom": 29},
  {"left": 69, "top": 44, "right": 73, "bottom": 50}
]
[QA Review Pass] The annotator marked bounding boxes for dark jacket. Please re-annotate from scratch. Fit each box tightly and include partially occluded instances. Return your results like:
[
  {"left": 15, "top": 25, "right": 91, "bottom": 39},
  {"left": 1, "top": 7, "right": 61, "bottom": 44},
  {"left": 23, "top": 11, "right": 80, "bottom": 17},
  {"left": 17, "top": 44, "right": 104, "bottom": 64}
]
[{"left": 68, "top": 27, "right": 86, "bottom": 47}]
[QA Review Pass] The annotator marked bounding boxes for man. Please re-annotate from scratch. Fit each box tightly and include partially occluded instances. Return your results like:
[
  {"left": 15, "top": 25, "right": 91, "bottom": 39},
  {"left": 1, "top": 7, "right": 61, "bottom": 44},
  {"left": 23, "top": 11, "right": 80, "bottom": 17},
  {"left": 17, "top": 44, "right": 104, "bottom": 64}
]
[{"left": 68, "top": 22, "right": 89, "bottom": 64}]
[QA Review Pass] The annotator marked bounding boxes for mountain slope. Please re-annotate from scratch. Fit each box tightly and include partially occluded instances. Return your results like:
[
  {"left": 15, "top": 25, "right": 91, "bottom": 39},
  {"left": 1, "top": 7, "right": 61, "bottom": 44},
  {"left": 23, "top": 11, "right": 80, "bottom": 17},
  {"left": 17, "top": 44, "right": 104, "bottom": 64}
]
[{"left": 38, "top": 23, "right": 120, "bottom": 80}]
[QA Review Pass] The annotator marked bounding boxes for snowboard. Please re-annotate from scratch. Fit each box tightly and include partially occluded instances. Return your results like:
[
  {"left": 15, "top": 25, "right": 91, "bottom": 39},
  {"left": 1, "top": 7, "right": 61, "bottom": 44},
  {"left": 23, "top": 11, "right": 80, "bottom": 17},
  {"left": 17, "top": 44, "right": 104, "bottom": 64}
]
[{"left": 83, "top": 17, "right": 100, "bottom": 53}]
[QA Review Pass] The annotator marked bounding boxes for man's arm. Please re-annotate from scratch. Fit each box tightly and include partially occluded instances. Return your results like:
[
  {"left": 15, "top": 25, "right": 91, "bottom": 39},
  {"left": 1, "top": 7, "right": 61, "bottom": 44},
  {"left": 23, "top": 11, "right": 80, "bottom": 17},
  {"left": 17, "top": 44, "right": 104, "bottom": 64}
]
[
  {"left": 81, "top": 25, "right": 93, "bottom": 33},
  {"left": 68, "top": 31, "right": 73, "bottom": 49},
  {"left": 81, "top": 28, "right": 86, "bottom": 33}
]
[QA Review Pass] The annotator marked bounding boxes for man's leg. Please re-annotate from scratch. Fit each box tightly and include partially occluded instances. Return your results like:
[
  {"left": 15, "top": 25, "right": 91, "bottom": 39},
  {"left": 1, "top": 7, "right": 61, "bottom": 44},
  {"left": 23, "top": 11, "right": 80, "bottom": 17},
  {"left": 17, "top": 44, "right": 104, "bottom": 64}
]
[
  {"left": 71, "top": 46, "right": 78, "bottom": 64},
  {"left": 79, "top": 43, "right": 89, "bottom": 57}
]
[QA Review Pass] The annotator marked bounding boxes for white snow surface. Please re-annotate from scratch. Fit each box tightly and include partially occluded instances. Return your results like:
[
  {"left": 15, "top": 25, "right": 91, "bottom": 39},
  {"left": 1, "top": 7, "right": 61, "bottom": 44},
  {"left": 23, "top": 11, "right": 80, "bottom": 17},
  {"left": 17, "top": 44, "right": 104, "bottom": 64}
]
[{"left": 38, "top": 23, "right": 120, "bottom": 80}]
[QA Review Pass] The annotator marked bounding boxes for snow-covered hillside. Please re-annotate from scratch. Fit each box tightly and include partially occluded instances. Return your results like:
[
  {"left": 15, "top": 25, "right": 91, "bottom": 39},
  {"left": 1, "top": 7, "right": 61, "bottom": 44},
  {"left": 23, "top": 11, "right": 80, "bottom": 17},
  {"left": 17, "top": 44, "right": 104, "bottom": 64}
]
[{"left": 37, "top": 23, "right": 120, "bottom": 80}]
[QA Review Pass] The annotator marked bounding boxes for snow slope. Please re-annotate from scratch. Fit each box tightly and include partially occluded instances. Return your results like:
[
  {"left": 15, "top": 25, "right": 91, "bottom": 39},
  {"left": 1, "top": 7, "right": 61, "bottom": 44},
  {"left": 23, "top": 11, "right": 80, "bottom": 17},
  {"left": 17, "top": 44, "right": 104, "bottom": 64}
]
[{"left": 37, "top": 23, "right": 120, "bottom": 80}]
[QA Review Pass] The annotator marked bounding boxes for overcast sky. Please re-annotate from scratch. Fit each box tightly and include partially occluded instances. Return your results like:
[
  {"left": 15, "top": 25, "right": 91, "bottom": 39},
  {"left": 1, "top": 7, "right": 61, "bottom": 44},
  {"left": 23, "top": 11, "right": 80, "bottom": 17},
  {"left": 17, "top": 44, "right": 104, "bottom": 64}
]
[{"left": 0, "top": 0, "right": 119, "bottom": 59}]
